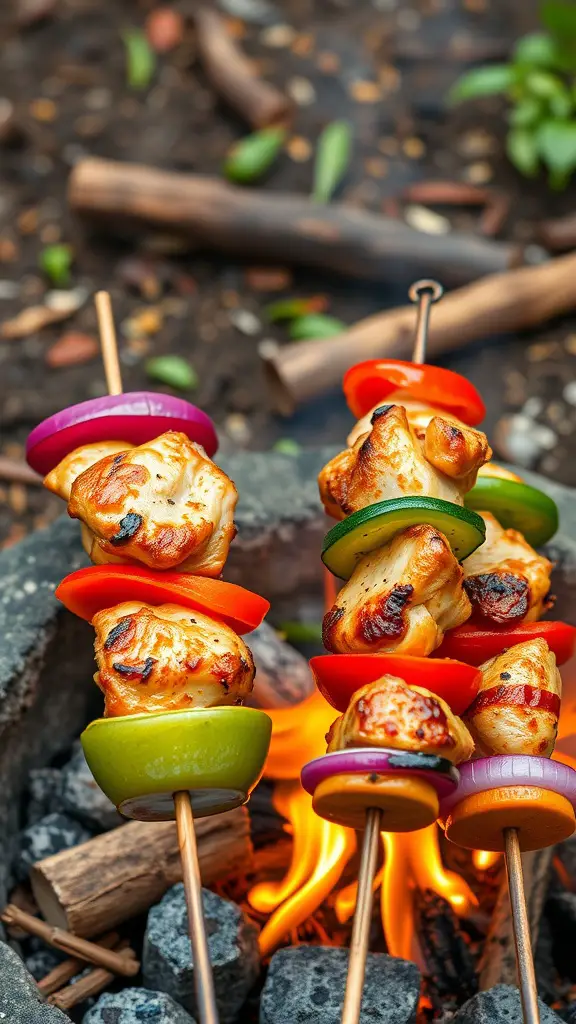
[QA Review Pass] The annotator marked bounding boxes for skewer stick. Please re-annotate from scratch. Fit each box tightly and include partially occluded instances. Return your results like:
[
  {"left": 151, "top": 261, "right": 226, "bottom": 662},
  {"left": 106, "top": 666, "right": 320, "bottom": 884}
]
[
  {"left": 94, "top": 291, "right": 220, "bottom": 1024},
  {"left": 504, "top": 828, "right": 540, "bottom": 1024}
]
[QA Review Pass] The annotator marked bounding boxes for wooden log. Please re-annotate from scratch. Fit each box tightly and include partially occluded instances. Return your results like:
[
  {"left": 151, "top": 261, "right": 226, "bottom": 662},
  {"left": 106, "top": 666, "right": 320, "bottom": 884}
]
[
  {"left": 30, "top": 805, "right": 252, "bottom": 938},
  {"left": 479, "top": 846, "right": 553, "bottom": 990},
  {"left": 537, "top": 212, "right": 576, "bottom": 251},
  {"left": 195, "top": 7, "right": 291, "bottom": 129},
  {"left": 248, "top": 621, "right": 315, "bottom": 709},
  {"left": 68, "top": 158, "right": 535, "bottom": 290},
  {"left": 261, "top": 249, "right": 576, "bottom": 413}
]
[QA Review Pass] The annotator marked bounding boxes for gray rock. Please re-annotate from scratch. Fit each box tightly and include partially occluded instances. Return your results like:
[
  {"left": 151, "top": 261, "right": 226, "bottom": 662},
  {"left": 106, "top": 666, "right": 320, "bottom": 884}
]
[
  {"left": 83, "top": 987, "right": 197, "bottom": 1023},
  {"left": 26, "top": 768, "right": 64, "bottom": 826},
  {"left": 0, "top": 939, "right": 68, "bottom": 1022},
  {"left": 247, "top": 621, "right": 315, "bottom": 709},
  {"left": 14, "top": 812, "right": 92, "bottom": 881},
  {"left": 60, "top": 745, "right": 121, "bottom": 831},
  {"left": 143, "top": 884, "right": 259, "bottom": 1024},
  {"left": 259, "top": 947, "right": 420, "bottom": 1024},
  {"left": 24, "top": 943, "right": 67, "bottom": 982},
  {"left": 451, "top": 985, "right": 563, "bottom": 1023}
]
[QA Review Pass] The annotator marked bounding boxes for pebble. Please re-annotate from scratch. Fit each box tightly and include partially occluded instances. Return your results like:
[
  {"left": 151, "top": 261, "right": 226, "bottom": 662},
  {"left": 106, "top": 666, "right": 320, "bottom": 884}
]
[
  {"left": 402, "top": 136, "right": 425, "bottom": 159},
  {"left": 404, "top": 204, "right": 450, "bottom": 235},
  {"left": 494, "top": 413, "right": 557, "bottom": 469},
  {"left": 463, "top": 161, "right": 493, "bottom": 184},
  {"left": 286, "top": 76, "right": 316, "bottom": 106},
  {"left": 45, "top": 332, "right": 99, "bottom": 369},
  {"left": 145, "top": 7, "right": 185, "bottom": 53},
  {"left": 83, "top": 987, "right": 197, "bottom": 1023},
  {"left": 349, "top": 80, "right": 381, "bottom": 103},
  {"left": 225, "top": 413, "right": 252, "bottom": 445},
  {"left": 45, "top": 287, "right": 88, "bottom": 312},
  {"left": 84, "top": 88, "right": 112, "bottom": 111},
  {"left": 457, "top": 128, "right": 497, "bottom": 159},
  {"left": 122, "top": 307, "right": 164, "bottom": 338},
  {"left": 286, "top": 135, "right": 312, "bottom": 162},
  {"left": 29, "top": 98, "right": 57, "bottom": 122},
  {"left": 260, "top": 24, "right": 297, "bottom": 47},
  {"left": 563, "top": 381, "right": 576, "bottom": 406},
  {"left": 229, "top": 308, "right": 261, "bottom": 335}
]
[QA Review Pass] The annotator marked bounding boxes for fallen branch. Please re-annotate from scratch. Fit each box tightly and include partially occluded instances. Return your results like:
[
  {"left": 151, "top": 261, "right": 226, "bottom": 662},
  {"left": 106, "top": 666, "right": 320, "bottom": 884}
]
[
  {"left": 0, "top": 456, "right": 42, "bottom": 486},
  {"left": 261, "top": 250, "right": 576, "bottom": 413},
  {"left": 195, "top": 7, "right": 291, "bottom": 129},
  {"left": 479, "top": 847, "right": 553, "bottom": 989},
  {"left": 68, "top": 158, "right": 537, "bottom": 289},
  {"left": 37, "top": 931, "right": 118, "bottom": 996},
  {"left": 31, "top": 805, "right": 251, "bottom": 938},
  {"left": 48, "top": 940, "right": 136, "bottom": 1011}
]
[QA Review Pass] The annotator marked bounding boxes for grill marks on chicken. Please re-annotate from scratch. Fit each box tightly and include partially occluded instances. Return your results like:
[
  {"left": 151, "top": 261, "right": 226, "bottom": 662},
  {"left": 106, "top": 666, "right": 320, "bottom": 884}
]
[
  {"left": 44, "top": 441, "right": 135, "bottom": 500},
  {"left": 462, "top": 512, "right": 553, "bottom": 625},
  {"left": 93, "top": 601, "right": 255, "bottom": 717},
  {"left": 326, "top": 676, "right": 474, "bottom": 764},
  {"left": 319, "top": 403, "right": 491, "bottom": 520},
  {"left": 464, "top": 638, "right": 561, "bottom": 757},
  {"left": 322, "top": 524, "right": 471, "bottom": 656},
  {"left": 67, "top": 431, "right": 237, "bottom": 576}
]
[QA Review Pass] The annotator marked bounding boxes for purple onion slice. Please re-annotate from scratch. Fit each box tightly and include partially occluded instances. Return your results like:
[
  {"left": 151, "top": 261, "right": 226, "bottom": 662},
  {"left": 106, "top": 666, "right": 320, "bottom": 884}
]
[
  {"left": 26, "top": 392, "right": 218, "bottom": 474},
  {"left": 301, "top": 747, "right": 459, "bottom": 799},
  {"left": 439, "top": 755, "right": 576, "bottom": 818}
]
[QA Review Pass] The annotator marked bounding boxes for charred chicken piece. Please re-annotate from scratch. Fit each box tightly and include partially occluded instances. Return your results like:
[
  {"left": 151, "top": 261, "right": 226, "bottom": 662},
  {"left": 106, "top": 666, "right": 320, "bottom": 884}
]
[
  {"left": 327, "top": 676, "right": 474, "bottom": 764},
  {"left": 320, "top": 403, "right": 491, "bottom": 520},
  {"left": 464, "top": 637, "right": 561, "bottom": 757},
  {"left": 323, "top": 524, "right": 471, "bottom": 656},
  {"left": 462, "top": 512, "right": 553, "bottom": 625},
  {"left": 93, "top": 601, "right": 255, "bottom": 717},
  {"left": 68, "top": 431, "right": 237, "bottom": 577},
  {"left": 44, "top": 441, "right": 134, "bottom": 500}
]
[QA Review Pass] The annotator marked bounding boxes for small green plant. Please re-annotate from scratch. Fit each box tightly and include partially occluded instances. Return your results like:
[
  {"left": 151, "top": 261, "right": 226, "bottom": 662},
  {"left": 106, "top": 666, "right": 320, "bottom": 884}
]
[{"left": 449, "top": 1, "right": 576, "bottom": 189}]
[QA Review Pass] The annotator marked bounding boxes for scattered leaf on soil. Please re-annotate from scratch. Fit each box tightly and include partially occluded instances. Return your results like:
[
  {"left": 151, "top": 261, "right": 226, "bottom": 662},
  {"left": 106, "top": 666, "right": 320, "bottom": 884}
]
[
  {"left": 39, "top": 244, "right": 73, "bottom": 287},
  {"left": 272, "top": 438, "right": 301, "bottom": 455},
  {"left": 312, "top": 120, "right": 352, "bottom": 203},
  {"left": 123, "top": 29, "right": 157, "bottom": 90},
  {"left": 122, "top": 307, "right": 164, "bottom": 338},
  {"left": 265, "top": 296, "right": 328, "bottom": 321},
  {"left": 145, "top": 355, "right": 198, "bottom": 390},
  {"left": 223, "top": 127, "right": 286, "bottom": 183},
  {"left": 288, "top": 313, "right": 346, "bottom": 340},
  {"left": 45, "top": 332, "right": 99, "bottom": 368},
  {"left": 1, "top": 304, "right": 78, "bottom": 339},
  {"left": 145, "top": 7, "right": 184, "bottom": 53},
  {"left": 244, "top": 267, "right": 293, "bottom": 291}
]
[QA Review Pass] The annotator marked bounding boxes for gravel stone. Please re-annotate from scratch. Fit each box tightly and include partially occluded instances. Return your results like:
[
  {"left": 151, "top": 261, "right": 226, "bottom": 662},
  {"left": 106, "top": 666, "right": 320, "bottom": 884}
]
[
  {"left": 14, "top": 812, "right": 92, "bottom": 881},
  {"left": 451, "top": 985, "right": 563, "bottom": 1023},
  {"left": 60, "top": 744, "right": 122, "bottom": 831},
  {"left": 259, "top": 946, "right": 420, "bottom": 1023},
  {"left": 0, "top": 939, "right": 68, "bottom": 1022},
  {"left": 143, "top": 884, "right": 259, "bottom": 1023},
  {"left": 83, "top": 987, "right": 197, "bottom": 1023},
  {"left": 26, "top": 768, "right": 64, "bottom": 826}
]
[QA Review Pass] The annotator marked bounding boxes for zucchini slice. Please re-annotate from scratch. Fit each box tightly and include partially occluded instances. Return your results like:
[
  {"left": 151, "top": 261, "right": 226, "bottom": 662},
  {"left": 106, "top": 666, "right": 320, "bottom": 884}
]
[{"left": 465, "top": 477, "right": 558, "bottom": 548}]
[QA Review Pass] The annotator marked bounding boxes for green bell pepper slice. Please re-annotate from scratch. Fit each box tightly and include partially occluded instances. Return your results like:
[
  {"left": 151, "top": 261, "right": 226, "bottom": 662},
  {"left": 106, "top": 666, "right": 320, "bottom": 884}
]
[{"left": 465, "top": 477, "right": 558, "bottom": 547}]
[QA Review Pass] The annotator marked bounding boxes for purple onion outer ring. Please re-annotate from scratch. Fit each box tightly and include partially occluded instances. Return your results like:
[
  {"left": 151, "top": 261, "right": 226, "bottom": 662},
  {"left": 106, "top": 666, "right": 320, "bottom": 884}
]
[
  {"left": 301, "top": 747, "right": 460, "bottom": 799},
  {"left": 26, "top": 392, "right": 218, "bottom": 475},
  {"left": 439, "top": 755, "right": 576, "bottom": 819}
]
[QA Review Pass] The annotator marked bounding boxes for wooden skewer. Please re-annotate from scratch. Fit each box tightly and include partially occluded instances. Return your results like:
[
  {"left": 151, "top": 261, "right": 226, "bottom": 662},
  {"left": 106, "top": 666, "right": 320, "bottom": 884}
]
[
  {"left": 0, "top": 905, "right": 138, "bottom": 976},
  {"left": 504, "top": 828, "right": 540, "bottom": 1024},
  {"left": 48, "top": 941, "right": 136, "bottom": 1011},
  {"left": 37, "top": 931, "right": 119, "bottom": 996},
  {"left": 94, "top": 291, "right": 220, "bottom": 1024}
]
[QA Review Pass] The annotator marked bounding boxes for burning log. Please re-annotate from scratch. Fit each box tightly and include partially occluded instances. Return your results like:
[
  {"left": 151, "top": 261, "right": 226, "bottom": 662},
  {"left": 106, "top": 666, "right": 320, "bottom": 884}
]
[
  {"left": 415, "top": 889, "right": 477, "bottom": 1005},
  {"left": 30, "top": 806, "right": 251, "bottom": 938},
  {"left": 194, "top": 7, "right": 291, "bottom": 129},
  {"left": 68, "top": 158, "right": 538, "bottom": 290},
  {"left": 479, "top": 847, "right": 554, "bottom": 990},
  {"left": 262, "top": 250, "right": 576, "bottom": 413}
]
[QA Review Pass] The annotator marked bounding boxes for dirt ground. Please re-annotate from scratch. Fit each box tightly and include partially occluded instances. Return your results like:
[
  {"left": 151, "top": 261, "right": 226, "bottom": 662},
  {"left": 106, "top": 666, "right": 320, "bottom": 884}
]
[{"left": 1, "top": 0, "right": 576, "bottom": 546}]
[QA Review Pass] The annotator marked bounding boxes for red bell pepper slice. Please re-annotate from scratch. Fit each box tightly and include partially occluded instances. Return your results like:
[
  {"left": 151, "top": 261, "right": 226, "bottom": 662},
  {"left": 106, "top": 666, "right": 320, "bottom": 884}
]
[
  {"left": 343, "top": 360, "right": 486, "bottom": 425},
  {"left": 434, "top": 621, "right": 576, "bottom": 667},
  {"left": 310, "top": 653, "right": 481, "bottom": 716},
  {"left": 56, "top": 565, "right": 269, "bottom": 634}
]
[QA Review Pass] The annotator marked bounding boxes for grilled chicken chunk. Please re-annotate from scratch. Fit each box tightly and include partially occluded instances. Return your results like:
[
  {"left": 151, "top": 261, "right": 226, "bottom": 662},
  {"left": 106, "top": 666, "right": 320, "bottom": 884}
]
[
  {"left": 93, "top": 601, "right": 255, "bottom": 717},
  {"left": 323, "top": 524, "right": 471, "bottom": 656},
  {"left": 320, "top": 403, "right": 491, "bottom": 520},
  {"left": 462, "top": 512, "right": 553, "bottom": 624},
  {"left": 44, "top": 441, "right": 134, "bottom": 500},
  {"left": 464, "top": 638, "right": 561, "bottom": 757},
  {"left": 67, "top": 431, "right": 237, "bottom": 577},
  {"left": 327, "top": 676, "right": 474, "bottom": 764}
]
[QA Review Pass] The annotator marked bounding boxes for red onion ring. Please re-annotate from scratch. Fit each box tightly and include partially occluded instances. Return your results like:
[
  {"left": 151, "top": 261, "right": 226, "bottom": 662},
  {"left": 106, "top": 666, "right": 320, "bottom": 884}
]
[
  {"left": 26, "top": 392, "right": 218, "bottom": 474},
  {"left": 439, "top": 755, "right": 576, "bottom": 818},
  {"left": 301, "top": 747, "right": 459, "bottom": 799}
]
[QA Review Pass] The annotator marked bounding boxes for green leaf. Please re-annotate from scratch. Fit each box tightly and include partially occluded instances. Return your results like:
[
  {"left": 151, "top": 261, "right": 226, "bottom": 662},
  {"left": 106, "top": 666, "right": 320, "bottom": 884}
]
[
  {"left": 541, "top": 1, "right": 576, "bottom": 40},
  {"left": 537, "top": 117, "right": 576, "bottom": 188},
  {"left": 448, "top": 64, "right": 516, "bottom": 104},
  {"left": 145, "top": 355, "right": 198, "bottom": 391},
  {"left": 272, "top": 438, "right": 301, "bottom": 455},
  {"left": 312, "top": 120, "right": 353, "bottom": 203},
  {"left": 508, "top": 97, "right": 542, "bottom": 127},
  {"left": 264, "top": 296, "right": 326, "bottom": 322},
  {"left": 278, "top": 621, "right": 323, "bottom": 644},
  {"left": 513, "top": 32, "right": 558, "bottom": 67},
  {"left": 223, "top": 128, "right": 286, "bottom": 183},
  {"left": 288, "top": 313, "right": 346, "bottom": 340},
  {"left": 506, "top": 127, "right": 540, "bottom": 176},
  {"left": 39, "top": 245, "right": 73, "bottom": 287},
  {"left": 525, "top": 69, "right": 568, "bottom": 99},
  {"left": 123, "top": 29, "right": 156, "bottom": 90}
]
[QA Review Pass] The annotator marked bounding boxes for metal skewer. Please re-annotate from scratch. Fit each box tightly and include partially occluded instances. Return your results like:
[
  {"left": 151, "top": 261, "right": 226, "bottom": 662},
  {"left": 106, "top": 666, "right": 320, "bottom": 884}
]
[{"left": 94, "top": 290, "right": 220, "bottom": 1024}]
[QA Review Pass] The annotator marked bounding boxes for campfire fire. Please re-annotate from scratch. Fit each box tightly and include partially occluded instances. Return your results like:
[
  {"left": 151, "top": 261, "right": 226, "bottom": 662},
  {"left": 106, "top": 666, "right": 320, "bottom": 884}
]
[{"left": 250, "top": 652, "right": 576, "bottom": 961}]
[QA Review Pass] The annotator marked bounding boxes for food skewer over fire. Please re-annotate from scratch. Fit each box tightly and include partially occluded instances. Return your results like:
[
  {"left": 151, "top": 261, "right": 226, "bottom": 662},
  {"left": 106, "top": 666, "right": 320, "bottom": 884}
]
[
  {"left": 26, "top": 292, "right": 272, "bottom": 1024},
  {"left": 303, "top": 281, "right": 576, "bottom": 1024}
]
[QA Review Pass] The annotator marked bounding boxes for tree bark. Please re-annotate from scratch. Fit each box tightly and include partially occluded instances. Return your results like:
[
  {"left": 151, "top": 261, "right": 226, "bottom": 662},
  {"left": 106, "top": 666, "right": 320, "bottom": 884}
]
[{"left": 31, "top": 805, "right": 252, "bottom": 938}]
